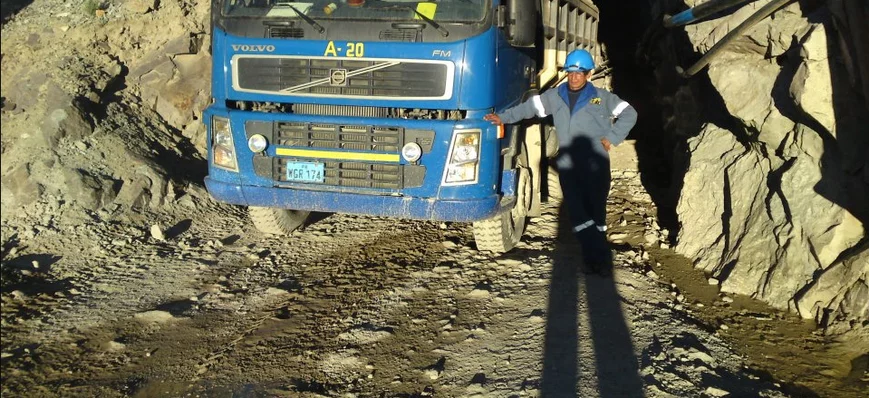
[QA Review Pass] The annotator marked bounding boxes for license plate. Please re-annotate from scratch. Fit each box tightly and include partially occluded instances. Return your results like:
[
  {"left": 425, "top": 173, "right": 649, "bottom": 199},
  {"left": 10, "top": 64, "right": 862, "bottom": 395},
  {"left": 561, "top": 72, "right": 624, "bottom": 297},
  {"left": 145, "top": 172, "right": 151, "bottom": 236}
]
[{"left": 285, "top": 161, "right": 324, "bottom": 183}]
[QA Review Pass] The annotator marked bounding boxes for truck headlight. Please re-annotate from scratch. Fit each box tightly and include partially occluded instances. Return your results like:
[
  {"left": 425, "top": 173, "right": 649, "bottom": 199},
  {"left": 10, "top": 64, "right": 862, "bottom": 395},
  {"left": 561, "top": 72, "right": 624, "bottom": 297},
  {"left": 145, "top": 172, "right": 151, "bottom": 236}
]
[
  {"left": 443, "top": 129, "right": 480, "bottom": 184},
  {"left": 211, "top": 116, "right": 238, "bottom": 171}
]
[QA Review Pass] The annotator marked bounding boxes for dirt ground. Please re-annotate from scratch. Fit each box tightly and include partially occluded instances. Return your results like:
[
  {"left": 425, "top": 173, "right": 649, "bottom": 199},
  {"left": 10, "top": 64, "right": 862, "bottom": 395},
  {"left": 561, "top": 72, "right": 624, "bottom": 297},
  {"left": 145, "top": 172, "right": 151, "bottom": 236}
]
[{"left": 2, "top": 143, "right": 865, "bottom": 397}]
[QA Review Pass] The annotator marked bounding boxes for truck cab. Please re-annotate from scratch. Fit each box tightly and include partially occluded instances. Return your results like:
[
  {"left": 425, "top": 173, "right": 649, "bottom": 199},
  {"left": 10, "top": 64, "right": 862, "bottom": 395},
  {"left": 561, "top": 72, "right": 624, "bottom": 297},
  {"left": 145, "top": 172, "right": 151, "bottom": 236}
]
[{"left": 204, "top": 0, "right": 600, "bottom": 252}]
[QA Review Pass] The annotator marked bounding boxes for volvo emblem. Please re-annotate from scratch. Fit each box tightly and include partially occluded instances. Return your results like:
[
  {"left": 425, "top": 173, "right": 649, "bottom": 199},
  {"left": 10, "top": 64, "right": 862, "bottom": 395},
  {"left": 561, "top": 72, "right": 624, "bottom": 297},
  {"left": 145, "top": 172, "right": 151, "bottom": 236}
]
[
  {"left": 330, "top": 69, "right": 348, "bottom": 86},
  {"left": 231, "top": 44, "right": 275, "bottom": 52}
]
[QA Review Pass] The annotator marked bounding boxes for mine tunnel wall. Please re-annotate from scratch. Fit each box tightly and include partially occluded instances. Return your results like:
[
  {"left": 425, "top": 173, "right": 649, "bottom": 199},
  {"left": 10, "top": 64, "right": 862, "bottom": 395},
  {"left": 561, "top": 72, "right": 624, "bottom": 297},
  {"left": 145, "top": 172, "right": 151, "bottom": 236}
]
[{"left": 594, "top": 0, "right": 868, "bottom": 332}]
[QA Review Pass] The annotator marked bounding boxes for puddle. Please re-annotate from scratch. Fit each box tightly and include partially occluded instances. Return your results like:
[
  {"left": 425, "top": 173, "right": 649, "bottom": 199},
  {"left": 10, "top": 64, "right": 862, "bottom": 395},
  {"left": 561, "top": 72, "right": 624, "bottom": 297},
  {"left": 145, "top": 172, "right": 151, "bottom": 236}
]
[
  {"left": 601, "top": 179, "right": 867, "bottom": 397},
  {"left": 154, "top": 299, "right": 198, "bottom": 317}
]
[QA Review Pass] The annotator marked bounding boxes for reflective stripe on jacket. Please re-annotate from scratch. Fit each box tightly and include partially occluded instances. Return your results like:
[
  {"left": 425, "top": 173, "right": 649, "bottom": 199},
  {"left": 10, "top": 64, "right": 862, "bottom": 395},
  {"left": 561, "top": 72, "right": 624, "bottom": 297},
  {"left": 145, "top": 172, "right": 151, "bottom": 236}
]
[{"left": 497, "top": 82, "right": 637, "bottom": 169}]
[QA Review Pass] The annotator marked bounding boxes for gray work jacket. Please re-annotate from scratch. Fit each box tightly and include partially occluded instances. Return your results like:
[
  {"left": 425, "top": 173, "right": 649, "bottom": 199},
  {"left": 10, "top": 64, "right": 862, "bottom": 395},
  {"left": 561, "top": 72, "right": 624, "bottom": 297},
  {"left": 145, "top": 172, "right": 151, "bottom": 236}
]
[{"left": 497, "top": 82, "right": 637, "bottom": 169}]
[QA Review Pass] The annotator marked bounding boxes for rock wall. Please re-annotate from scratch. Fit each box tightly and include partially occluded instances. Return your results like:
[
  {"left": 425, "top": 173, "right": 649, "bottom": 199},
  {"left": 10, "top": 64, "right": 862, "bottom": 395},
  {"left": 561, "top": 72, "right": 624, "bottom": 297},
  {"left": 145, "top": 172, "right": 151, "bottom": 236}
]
[{"left": 645, "top": 0, "right": 868, "bottom": 331}]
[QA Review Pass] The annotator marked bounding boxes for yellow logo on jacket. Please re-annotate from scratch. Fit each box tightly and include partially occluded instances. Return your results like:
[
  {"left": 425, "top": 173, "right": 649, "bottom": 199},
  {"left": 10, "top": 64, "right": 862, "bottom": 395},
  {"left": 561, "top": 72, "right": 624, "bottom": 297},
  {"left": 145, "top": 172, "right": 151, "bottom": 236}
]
[{"left": 590, "top": 97, "right": 602, "bottom": 105}]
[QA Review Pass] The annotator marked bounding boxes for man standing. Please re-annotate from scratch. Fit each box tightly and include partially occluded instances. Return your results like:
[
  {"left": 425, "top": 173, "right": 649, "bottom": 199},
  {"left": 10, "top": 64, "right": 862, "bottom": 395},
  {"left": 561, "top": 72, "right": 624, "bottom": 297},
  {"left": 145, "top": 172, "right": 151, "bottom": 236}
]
[{"left": 484, "top": 49, "right": 637, "bottom": 276}]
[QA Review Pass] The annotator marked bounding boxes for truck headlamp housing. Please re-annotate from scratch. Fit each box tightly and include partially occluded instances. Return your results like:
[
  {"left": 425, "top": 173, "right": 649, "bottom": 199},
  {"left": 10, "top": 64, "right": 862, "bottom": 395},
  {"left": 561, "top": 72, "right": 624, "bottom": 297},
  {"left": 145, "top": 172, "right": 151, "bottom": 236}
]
[
  {"left": 443, "top": 129, "right": 480, "bottom": 185},
  {"left": 211, "top": 116, "right": 238, "bottom": 172}
]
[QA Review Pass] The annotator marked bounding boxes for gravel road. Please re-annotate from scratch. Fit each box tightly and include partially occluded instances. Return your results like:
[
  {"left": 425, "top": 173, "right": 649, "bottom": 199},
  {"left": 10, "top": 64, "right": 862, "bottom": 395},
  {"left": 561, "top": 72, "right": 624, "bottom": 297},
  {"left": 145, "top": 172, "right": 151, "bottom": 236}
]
[{"left": 1, "top": 159, "right": 793, "bottom": 397}]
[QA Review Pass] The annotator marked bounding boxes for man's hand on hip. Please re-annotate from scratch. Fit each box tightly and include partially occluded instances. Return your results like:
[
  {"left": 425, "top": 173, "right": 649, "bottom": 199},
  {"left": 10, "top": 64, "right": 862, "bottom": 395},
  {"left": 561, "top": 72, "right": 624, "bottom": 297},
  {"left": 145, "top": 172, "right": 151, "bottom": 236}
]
[
  {"left": 601, "top": 138, "right": 612, "bottom": 152},
  {"left": 484, "top": 114, "right": 502, "bottom": 125}
]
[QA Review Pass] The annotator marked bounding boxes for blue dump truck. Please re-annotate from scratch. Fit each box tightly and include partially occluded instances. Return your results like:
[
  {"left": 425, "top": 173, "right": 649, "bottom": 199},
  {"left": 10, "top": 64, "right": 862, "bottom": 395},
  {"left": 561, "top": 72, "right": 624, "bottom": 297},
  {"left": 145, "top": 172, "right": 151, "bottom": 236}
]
[{"left": 204, "top": 0, "right": 601, "bottom": 253}]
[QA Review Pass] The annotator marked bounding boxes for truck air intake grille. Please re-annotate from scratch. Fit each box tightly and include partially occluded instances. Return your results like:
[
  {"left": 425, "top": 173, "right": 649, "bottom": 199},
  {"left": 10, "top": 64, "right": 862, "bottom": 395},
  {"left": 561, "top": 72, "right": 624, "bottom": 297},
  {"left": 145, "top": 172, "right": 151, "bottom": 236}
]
[
  {"left": 269, "top": 27, "right": 304, "bottom": 38},
  {"left": 235, "top": 57, "right": 451, "bottom": 99},
  {"left": 291, "top": 104, "right": 389, "bottom": 118},
  {"left": 276, "top": 160, "right": 403, "bottom": 189},
  {"left": 380, "top": 29, "right": 418, "bottom": 42},
  {"left": 276, "top": 122, "right": 401, "bottom": 152}
]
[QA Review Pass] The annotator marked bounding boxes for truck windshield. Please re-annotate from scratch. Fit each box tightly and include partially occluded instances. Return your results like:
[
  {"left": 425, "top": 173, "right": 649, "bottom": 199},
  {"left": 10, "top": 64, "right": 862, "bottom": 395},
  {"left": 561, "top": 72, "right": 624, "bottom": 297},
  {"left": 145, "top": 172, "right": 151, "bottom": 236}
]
[{"left": 222, "top": 0, "right": 488, "bottom": 23}]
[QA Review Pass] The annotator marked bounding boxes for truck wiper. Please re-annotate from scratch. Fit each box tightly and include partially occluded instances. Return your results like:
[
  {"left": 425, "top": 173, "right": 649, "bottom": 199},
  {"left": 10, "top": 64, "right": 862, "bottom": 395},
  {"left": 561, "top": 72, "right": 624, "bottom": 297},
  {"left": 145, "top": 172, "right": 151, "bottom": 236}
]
[
  {"left": 375, "top": 6, "right": 449, "bottom": 37},
  {"left": 284, "top": 4, "right": 325, "bottom": 34}
]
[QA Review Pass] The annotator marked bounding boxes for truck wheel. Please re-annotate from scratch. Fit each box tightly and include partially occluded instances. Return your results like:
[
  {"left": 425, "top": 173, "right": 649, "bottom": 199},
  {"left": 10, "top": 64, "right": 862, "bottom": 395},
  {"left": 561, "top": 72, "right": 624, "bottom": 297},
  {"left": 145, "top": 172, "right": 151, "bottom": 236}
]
[
  {"left": 547, "top": 166, "right": 563, "bottom": 201},
  {"left": 473, "top": 145, "right": 532, "bottom": 254},
  {"left": 544, "top": 125, "right": 559, "bottom": 158},
  {"left": 249, "top": 207, "right": 310, "bottom": 235}
]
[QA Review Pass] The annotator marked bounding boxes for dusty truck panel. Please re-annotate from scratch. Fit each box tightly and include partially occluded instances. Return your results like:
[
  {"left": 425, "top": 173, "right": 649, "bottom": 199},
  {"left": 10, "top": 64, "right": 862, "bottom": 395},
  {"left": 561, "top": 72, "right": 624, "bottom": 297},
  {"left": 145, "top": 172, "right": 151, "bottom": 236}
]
[
  {"left": 538, "top": 0, "right": 601, "bottom": 89},
  {"left": 203, "top": 0, "right": 601, "bottom": 252}
]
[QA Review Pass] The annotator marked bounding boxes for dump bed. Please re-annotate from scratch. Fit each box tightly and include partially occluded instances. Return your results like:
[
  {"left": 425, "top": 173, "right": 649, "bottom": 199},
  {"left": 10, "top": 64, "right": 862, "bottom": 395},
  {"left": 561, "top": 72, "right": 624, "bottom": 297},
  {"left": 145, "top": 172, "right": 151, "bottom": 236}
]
[{"left": 538, "top": 0, "right": 601, "bottom": 88}]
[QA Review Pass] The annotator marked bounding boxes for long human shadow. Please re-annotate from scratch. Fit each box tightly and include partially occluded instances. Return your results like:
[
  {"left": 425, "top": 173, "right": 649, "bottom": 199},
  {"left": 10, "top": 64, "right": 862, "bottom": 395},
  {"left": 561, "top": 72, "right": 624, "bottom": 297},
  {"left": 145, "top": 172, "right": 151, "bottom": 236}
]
[
  {"left": 541, "top": 229, "right": 580, "bottom": 395},
  {"left": 0, "top": 0, "right": 34, "bottom": 25},
  {"left": 541, "top": 173, "right": 643, "bottom": 396}
]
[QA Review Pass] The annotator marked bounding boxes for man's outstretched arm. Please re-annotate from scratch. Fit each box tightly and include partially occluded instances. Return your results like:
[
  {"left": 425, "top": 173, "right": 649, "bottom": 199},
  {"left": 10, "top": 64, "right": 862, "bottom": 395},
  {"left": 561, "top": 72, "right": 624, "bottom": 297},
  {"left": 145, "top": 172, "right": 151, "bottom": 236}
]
[{"left": 485, "top": 93, "right": 553, "bottom": 125}]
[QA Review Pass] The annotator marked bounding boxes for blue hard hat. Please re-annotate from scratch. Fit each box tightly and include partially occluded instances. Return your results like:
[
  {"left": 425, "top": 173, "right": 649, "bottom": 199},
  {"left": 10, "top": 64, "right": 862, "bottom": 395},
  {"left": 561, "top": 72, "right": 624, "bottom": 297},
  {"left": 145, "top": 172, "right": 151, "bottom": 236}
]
[{"left": 563, "top": 49, "right": 595, "bottom": 72}]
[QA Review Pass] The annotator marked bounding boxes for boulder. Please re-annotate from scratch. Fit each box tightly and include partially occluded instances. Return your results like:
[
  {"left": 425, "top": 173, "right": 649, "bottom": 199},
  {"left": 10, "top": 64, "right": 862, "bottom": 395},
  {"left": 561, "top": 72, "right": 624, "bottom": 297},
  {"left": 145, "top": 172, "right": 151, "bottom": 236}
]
[
  {"left": 3, "top": 70, "right": 49, "bottom": 113},
  {"left": 675, "top": 126, "right": 863, "bottom": 312},
  {"left": 61, "top": 169, "right": 118, "bottom": 211},
  {"left": 0, "top": 163, "right": 44, "bottom": 208},
  {"left": 37, "top": 87, "right": 93, "bottom": 147},
  {"left": 791, "top": 23, "right": 835, "bottom": 133},
  {"left": 131, "top": 39, "right": 210, "bottom": 131},
  {"left": 796, "top": 243, "right": 868, "bottom": 327},
  {"left": 707, "top": 57, "right": 795, "bottom": 148},
  {"left": 114, "top": 160, "right": 171, "bottom": 211}
]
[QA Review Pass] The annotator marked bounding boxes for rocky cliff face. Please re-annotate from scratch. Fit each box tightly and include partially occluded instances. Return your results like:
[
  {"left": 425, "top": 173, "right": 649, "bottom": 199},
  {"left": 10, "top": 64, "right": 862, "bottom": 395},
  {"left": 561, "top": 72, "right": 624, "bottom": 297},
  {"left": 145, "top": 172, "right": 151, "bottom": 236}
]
[{"left": 643, "top": 0, "right": 868, "bottom": 332}]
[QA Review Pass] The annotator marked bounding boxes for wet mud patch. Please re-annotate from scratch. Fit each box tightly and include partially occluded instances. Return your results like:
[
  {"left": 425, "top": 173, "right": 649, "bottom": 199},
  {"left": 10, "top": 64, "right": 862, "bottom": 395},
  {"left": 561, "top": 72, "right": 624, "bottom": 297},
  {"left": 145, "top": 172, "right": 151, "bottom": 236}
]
[
  {"left": 602, "top": 169, "right": 869, "bottom": 397},
  {"left": 646, "top": 246, "right": 869, "bottom": 397},
  {"left": 1, "top": 311, "right": 184, "bottom": 396},
  {"left": 153, "top": 298, "right": 199, "bottom": 318}
]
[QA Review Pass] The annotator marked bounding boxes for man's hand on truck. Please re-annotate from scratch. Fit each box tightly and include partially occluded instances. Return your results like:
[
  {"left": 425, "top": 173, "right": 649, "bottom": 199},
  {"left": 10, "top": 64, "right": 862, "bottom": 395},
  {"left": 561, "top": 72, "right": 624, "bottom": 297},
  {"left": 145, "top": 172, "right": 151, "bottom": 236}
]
[
  {"left": 483, "top": 113, "right": 502, "bottom": 125},
  {"left": 484, "top": 113, "right": 612, "bottom": 151}
]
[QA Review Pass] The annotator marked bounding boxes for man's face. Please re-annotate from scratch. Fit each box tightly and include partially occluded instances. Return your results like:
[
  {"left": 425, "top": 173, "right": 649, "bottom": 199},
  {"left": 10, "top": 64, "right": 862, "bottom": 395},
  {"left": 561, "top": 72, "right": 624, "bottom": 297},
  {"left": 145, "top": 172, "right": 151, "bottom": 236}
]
[{"left": 567, "top": 71, "right": 589, "bottom": 91}]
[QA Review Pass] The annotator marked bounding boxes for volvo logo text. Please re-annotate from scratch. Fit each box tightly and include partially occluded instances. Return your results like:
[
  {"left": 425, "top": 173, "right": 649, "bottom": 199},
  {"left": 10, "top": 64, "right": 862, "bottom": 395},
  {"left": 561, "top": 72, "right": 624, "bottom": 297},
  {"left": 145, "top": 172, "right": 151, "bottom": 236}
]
[{"left": 232, "top": 45, "right": 276, "bottom": 52}]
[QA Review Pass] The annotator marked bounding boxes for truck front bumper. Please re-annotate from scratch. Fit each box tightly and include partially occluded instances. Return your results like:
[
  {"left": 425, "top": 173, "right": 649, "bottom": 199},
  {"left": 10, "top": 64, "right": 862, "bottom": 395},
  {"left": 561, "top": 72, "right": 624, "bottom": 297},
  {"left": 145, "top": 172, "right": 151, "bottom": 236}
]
[{"left": 205, "top": 177, "right": 506, "bottom": 222}]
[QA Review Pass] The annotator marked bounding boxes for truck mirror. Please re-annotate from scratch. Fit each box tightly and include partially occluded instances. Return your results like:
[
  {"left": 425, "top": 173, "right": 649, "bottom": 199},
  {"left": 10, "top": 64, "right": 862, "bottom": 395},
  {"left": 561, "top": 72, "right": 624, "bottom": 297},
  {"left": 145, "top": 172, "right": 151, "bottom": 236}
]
[{"left": 505, "top": 0, "right": 536, "bottom": 47}]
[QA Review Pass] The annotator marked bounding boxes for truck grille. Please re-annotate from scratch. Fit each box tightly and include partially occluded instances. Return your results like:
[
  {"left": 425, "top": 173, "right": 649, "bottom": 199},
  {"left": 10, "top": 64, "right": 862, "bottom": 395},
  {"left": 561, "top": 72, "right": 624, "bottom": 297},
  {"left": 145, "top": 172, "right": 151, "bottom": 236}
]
[
  {"left": 246, "top": 121, "right": 431, "bottom": 190},
  {"left": 276, "top": 122, "right": 401, "bottom": 152},
  {"left": 276, "top": 160, "right": 403, "bottom": 189},
  {"left": 234, "top": 56, "right": 451, "bottom": 99}
]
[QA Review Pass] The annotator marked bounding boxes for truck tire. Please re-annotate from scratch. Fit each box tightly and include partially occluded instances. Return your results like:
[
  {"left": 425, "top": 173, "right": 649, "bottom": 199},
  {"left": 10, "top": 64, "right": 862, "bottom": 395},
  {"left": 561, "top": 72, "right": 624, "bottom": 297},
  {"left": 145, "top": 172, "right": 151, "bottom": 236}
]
[
  {"left": 547, "top": 166, "right": 563, "bottom": 201},
  {"left": 473, "top": 144, "right": 532, "bottom": 254},
  {"left": 249, "top": 207, "right": 310, "bottom": 235},
  {"left": 544, "top": 125, "right": 559, "bottom": 158}
]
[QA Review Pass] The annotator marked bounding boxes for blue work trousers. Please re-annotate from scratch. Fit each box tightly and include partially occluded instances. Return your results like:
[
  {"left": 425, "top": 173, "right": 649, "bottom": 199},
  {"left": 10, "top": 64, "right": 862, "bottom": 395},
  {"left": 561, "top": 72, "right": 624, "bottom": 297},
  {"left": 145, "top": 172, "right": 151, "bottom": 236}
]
[{"left": 558, "top": 154, "right": 612, "bottom": 267}]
